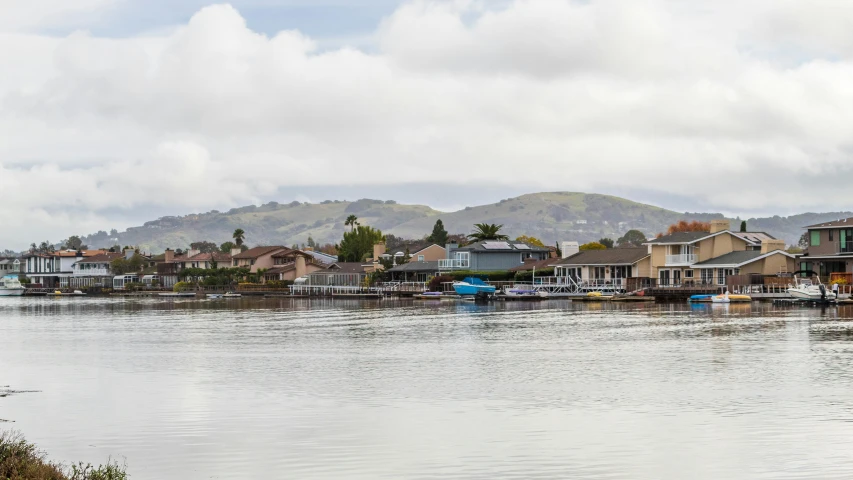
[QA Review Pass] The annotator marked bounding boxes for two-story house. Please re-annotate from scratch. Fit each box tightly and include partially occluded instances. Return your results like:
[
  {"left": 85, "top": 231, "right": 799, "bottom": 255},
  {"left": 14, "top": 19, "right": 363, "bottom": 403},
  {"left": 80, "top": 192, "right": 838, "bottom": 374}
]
[
  {"left": 24, "top": 249, "right": 109, "bottom": 288},
  {"left": 0, "top": 257, "right": 21, "bottom": 276},
  {"left": 798, "top": 217, "right": 853, "bottom": 280},
  {"left": 69, "top": 252, "right": 125, "bottom": 288},
  {"left": 442, "top": 241, "right": 550, "bottom": 272},
  {"left": 645, "top": 219, "right": 795, "bottom": 286}
]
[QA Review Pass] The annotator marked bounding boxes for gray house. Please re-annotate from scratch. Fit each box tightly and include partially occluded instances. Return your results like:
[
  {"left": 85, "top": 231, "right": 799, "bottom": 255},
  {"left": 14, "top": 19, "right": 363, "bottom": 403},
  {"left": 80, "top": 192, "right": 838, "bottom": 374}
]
[{"left": 442, "top": 241, "right": 551, "bottom": 272}]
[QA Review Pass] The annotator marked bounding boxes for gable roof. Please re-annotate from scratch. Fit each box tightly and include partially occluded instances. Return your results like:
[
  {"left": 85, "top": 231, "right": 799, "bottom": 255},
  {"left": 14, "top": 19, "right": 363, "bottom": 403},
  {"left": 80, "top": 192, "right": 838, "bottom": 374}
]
[
  {"left": 805, "top": 217, "right": 853, "bottom": 229},
  {"left": 553, "top": 248, "right": 650, "bottom": 266},
  {"left": 508, "top": 257, "right": 558, "bottom": 272},
  {"left": 455, "top": 240, "right": 550, "bottom": 252},
  {"left": 73, "top": 253, "right": 124, "bottom": 264},
  {"left": 388, "top": 261, "right": 440, "bottom": 273},
  {"left": 312, "top": 262, "right": 369, "bottom": 275},
  {"left": 183, "top": 252, "right": 232, "bottom": 263},
  {"left": 692, "top": 249, "right": 794, "bottom": 267},
  {"left": 645, "top": 231, "right": 711, "bottom": 244},
  {"left": 646, "top": 230, "right": 774, "bottom": 246},
  {"left": 233, "top": 246, "right": 287, "bottom": 259},
  {"left": 410, "top": 244, "right": 446, "bottom": 256}
]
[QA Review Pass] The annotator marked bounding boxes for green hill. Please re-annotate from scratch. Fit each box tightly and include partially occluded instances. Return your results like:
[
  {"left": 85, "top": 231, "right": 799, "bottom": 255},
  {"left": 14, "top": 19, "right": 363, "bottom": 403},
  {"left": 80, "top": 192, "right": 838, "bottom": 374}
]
[{"left": 77, "top": 193, "right": 853, "bottom": 252}]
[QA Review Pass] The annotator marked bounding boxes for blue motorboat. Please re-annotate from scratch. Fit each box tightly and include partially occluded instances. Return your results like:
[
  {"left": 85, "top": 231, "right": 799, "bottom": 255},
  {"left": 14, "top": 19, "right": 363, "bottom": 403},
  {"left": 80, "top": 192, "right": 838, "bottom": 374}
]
[
  {"left": 453, "top": 277, "right": 497, "bottom": 296},
  {"left": 688, "top": 294, "right": 714, "bottom": 302}
]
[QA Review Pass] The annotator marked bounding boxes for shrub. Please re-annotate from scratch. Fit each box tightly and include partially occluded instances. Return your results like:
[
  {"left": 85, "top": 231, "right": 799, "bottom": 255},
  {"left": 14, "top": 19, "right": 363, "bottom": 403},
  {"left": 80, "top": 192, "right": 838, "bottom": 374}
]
[
  {"left": 428, "top": 275, "right": 455, "bottom": 292},
  {"left": 514, "top": 268, "right": 554, "bottom": 282},
  {"left": 0, "top": 431, "right": 128, "bottom": 480},
  {"left": 173, "top": 281, "right": 193, "bottom": 292}
]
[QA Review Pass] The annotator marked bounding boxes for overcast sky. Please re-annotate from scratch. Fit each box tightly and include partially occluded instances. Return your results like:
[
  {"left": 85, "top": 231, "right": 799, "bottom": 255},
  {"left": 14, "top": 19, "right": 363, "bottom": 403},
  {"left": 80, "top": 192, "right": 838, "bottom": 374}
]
[{"left": 1, "top": 0, "right": 852, "bottom": 248}]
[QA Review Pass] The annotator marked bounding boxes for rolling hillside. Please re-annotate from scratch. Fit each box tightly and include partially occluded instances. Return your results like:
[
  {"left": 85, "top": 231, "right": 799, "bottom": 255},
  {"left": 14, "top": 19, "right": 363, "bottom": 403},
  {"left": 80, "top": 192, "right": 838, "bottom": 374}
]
[{"left": 77, "top": 193, "right": 853, "bottom": 252}]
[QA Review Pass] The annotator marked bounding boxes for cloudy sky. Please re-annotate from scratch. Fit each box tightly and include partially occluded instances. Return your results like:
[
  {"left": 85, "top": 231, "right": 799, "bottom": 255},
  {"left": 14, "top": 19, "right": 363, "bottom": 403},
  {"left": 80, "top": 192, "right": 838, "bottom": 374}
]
[{"left": 1, "top": 0, "right": 852, "bottom": 248}]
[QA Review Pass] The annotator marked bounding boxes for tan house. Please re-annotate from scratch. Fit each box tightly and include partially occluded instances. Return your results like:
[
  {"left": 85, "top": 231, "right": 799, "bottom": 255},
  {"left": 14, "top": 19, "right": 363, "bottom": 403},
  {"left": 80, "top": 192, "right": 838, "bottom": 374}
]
[
  {"left": 232, "top": 246, "right": 292, "bottom": 272},
  {"left": 551, "top": 248, "right": 651, "bottom": 291},
  {"left": 645, "top": 219, "right": 792, "bottom": 285},
  {"left": 408, "top": 244, "right": 446, "bottom": 263}
]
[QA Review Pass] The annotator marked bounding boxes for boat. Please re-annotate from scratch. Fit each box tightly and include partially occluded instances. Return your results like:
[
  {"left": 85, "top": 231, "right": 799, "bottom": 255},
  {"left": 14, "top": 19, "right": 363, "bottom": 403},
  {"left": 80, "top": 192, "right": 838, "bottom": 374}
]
[
  {"left": 0, "top": 275, "right": 25, "bottom": 297},
  {"left": 159, "top": 292, "right": 197, "bottom": 298},
  {"left": 689, "top": 294, "right": 714, "bottom": 302},
  {"left": 223, "top": 292, "right": 242, "bottom": 298},
  {"left": 503, "top": 287, "right": 542, "bottom": 297},
  {"left": 711, "top": 293, "right": 752, "bottom": 303},
  {"left": 206, "top": 294, "right": 223, "bottom": 299},
  {"left": 787, "top": 273, "right": 836, "bottom": 301},
  {"left": 452, "top": 278, "right": 496, "bottom": 296},
  {"left": 48, "top": 290, "right": 87, "bottom": 296}
]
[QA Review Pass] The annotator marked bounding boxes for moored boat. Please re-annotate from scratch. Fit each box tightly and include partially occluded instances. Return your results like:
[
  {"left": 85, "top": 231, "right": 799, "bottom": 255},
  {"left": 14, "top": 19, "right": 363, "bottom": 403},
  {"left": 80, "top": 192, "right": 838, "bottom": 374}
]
[
  {"left": 452, "top": 278, "right": 496, "bottom": 296},
  {"left": 0, "top": 275, "right": 25, "bottom": 297},
  {"left": 787, "top": 271, "right": 835, "bottom": 301}
]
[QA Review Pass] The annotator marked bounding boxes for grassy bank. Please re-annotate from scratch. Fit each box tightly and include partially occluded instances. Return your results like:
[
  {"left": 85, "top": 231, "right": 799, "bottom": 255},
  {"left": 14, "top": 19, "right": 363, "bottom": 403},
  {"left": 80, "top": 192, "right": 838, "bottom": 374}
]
[{"left": 0, "top": 431, "right": 127, "bottom": 480}]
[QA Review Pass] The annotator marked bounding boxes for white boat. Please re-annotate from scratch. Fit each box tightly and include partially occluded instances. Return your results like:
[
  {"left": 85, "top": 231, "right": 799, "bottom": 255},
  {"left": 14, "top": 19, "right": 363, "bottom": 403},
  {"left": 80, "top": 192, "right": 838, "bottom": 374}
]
[
  {"left": 0, "top": 275, "right": 25, "bottom": 297},
  {"left": 223, "top": 292, "right": 242, "bottom": 298},
  {"left": 787, "top": 274, "right": 836, "bottom": 301}
]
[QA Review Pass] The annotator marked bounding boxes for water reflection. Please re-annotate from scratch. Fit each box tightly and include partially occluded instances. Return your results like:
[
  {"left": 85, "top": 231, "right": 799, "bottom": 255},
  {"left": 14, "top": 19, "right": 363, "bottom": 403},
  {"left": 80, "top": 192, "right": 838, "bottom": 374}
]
[{"left": 3, "top": 297, "right": 853, "bottom": 479}]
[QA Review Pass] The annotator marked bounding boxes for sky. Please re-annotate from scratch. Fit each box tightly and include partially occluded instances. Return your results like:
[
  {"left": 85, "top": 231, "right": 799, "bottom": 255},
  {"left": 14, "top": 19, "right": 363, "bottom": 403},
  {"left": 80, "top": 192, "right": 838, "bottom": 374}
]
[{"left": 2, "top": 0, "right": 853, "bottom": 248}]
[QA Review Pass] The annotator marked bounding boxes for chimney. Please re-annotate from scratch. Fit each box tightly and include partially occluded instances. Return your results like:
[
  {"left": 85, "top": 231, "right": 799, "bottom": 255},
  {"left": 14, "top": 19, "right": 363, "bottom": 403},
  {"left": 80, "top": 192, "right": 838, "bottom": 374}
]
[
  {"left": 124, "top": 247, "right": 135, "bottom": 260},
  {"left": 231, "top": 247, "right": 242, "bottom": 257},
  {"left": 710, "top": 219, "right": 730, "bottom": 234},
  {"left": 188, "top": 248, "right": 200, "bottom": 258},
  {"left": 761, "top": 239, "right": 786, "bottom": 254},
  {"left": 561, "top": 241, "right": 580, "bottom": 259},
  {"left": 445, "top": 242, "right": 458, "bottom": 259},
  {"left": 373, "top": 242, "right": 386, "bottom": 261},
  {"left": 295, "top": 255, "right": 307, "bottom": 278},
  {"left": 164, "top": 249, "right": 174, "bottom": 263}
]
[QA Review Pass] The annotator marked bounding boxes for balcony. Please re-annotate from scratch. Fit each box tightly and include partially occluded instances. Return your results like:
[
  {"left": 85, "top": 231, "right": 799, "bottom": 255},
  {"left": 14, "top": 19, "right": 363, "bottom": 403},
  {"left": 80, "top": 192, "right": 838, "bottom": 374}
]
[
  {"left": 439, "top": 259, "right": 469, "bottom": 269},
  {"left": 665, "top": 254, "right": 697, "bottom": 265}
]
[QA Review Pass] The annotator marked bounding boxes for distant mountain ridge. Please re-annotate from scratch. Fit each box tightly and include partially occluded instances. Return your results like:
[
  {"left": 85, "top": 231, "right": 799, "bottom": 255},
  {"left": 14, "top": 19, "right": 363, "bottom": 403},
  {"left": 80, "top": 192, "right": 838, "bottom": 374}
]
[{"left": 77, "top": 193, "right": 853, "bottom": 252}]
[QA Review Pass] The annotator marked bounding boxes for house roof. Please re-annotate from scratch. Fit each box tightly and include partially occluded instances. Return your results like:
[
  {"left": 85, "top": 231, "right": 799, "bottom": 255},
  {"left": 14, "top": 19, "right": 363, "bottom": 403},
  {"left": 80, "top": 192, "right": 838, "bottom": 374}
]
[
  {"left": 692, "top": 249, "right": 794, "bottom": 267},
  {"left": 388, "top": 261, "right": 440, "bottom": 273},
  {"left": 645, "top": 231, "right": 711, "bottom": 244},
  {"left": 805, "top": 217, "right": 853, "bottom": 229},
  {"left": 410, "top": 244, "right": 446, "bottom": 256},
  {"left": 74, "top": 253, "right": 124, "bottom": 264},
  {"left": 455, "top": 240, "right": 550, "bottom": 252},
  {"left": 265, "top": 265, "right": 298, "bottom": 275},
  {"left": 233, "top": 246, "right": 287, "bottom": 259},
  {"left": 304, "top": 250, "right": 338, "bottom": 264},
  {"left": 24, "top": 249, "right": 108, "bottom": 258},
  {"left": 312, "top": 262, "right": 369, "bottom": 275},
  {"left": 508, "top": 257, "right": 557, "bottom": 272},
  {"left": 183, "top": 252, "right": 232, "bottom": 262},
  {"left": 553, "top": 248, "right": 650, "bottom": 266},
  {"left": 271, "top": 248, "right": 313, "bottom": 259},
  {"left": 645, "top": 230, "right": 774, "bottom": 246}
]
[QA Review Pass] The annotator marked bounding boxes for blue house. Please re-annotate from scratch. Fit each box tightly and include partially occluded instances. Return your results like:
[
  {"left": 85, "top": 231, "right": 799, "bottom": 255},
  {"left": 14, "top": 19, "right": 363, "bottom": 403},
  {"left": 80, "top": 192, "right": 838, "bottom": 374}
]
[{"left": 442, "top": 241, "right": 551, "bottom": 272}]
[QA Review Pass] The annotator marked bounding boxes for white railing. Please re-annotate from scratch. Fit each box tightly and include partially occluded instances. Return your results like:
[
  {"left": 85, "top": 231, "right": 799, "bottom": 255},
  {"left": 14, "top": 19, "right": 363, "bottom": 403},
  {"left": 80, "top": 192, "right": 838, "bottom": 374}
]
[
  {"left": 73, "top": 268, "right": 111, "bottom": 276},
  {"left": 665, "top": 254, "right": 697, "bottom": 265},
  {"left": 438, "top": 259, "right": 469, "bottom": 269}
]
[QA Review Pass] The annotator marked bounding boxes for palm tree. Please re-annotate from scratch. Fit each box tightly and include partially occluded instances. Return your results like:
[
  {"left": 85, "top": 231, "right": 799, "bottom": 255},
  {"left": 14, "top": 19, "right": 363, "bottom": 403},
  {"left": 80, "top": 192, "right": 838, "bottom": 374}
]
[
  {"left": 468, "top": 223, "right": 509, "bottom": 242},
  {"left": 232, "top": 229, "right": 245, "bottom": 247},
  {"left": 345, "top": 215, "right": 360, "bottom": 232}
]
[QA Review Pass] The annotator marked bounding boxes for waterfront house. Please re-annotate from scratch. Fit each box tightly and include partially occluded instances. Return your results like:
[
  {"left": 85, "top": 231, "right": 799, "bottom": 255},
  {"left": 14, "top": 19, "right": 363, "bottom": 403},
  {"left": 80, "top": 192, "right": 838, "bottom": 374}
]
[
  {"left": 690, "top": 246, "right": 796, "bottom": 286},
  {"left": 262, "top": 250, "right": 329, "bottom": 282},
  {"left": 551, "top": 248, "right": 651, "bottom": 289},
  {"left": 442, "top": 241, "right": 550, "bottom": 272},
  {"left": 644, "top": 219, "right": 781, "bottom": 286},
  {"left": 178, "top": 250, "right": 233, "bottom": 270},
  {"left": 300, "top": 262, "right": 370, "bottom": 287},
  {"left": 387, "top": 261, "right": 440, "bottom": 282},
  {"left": 69, "top": 252, "right": 124, "bottom": 288},
  {"left": 0, "top": 257, "right": 21, "bottom": 276},
  {"left": 232, "top": 246, "right": 297, "bottom": 273},
  {"left": 24, "top": 249, "right": 108, "bottom": 288},
  {"left": 797, "top": 217, "right": 853, "bottom": 281}
]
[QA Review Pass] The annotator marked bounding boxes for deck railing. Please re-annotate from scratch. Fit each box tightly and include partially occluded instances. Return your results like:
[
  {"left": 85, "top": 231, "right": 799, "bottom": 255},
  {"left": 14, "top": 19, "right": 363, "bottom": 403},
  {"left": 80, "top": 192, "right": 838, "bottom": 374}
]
[
  {"left": 438, "top": 259, "right": 470, "bottom": 269},
  {"left": 665, "top": 254, "right": 697, "bottom": 265}
]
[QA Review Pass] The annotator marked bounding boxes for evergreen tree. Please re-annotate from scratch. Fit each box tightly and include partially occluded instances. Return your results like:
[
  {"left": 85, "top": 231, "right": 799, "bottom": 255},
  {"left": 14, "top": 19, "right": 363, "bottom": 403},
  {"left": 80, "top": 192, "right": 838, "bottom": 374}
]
[
  {"left": 428, "top": 219, "right": 449, "bottom": 245},
  {"left": 740, "top": 220, "right": 747, "bottom": 232}
]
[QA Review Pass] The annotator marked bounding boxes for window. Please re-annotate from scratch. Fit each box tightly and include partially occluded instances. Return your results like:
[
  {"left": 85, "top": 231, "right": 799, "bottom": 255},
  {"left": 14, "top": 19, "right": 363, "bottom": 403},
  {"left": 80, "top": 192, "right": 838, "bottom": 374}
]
[
  {"left": 717, "top": 268, "right": 735, "bottom": 285},
  {"left": 701, "top": 269, "right": 713, "bottom": 284},
  {"left": 811, "top": 231, "right": 821, "bottom": 246},
  {"left": 829, "top": 230, "right": 834, "bottom": 241},
  {"left": 418, "top": 255, "right": 424, "bottom": 261},
  {"left": 593, "top": 266, "right": 606, "bottom": 280},
  {"left": 684, "top": 270, "right": 694, "bottom": 279}
]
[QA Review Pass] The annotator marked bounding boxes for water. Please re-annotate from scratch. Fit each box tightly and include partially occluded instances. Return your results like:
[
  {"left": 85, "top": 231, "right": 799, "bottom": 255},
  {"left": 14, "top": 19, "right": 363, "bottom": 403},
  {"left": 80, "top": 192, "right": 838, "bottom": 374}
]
[{"left": 3, "top": 297, "right": 853, "bottom": 479}]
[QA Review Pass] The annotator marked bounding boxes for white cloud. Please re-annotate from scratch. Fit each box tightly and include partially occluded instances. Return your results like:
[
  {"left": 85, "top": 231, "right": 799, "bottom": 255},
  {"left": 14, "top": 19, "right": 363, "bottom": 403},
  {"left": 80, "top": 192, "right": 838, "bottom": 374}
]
[{"left": 2, "top": 1, "right": 853, "bottom": 247}]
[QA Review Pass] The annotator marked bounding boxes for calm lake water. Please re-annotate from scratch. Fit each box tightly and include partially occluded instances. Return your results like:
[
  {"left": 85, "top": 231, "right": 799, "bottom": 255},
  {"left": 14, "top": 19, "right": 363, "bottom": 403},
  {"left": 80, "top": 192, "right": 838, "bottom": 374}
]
[{"left": 3, "top": 297, "right": 853, "bottom": 479}]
